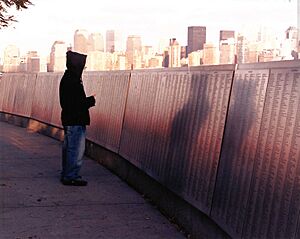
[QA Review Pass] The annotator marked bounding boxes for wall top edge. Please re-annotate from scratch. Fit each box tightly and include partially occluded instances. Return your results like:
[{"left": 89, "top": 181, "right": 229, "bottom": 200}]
[
  {"left": 237, "top": 60, "right": 300, "bottom": 70},
  {"left": 2, "top": 60, "right": 299, "bottom": 77},
  {"left": 131, "top": 67, "right": 189, "bottom": 73},
  {"left": 189, "top": 64, "right": 235, "bottom": 71}
]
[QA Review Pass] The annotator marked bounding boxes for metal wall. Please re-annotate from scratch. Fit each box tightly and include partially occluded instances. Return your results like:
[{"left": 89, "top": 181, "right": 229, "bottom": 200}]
[
  {"left": 0, "top": 73, "right": 37, "bottom": 117},
  {"left": 119, "top": 65, "right": 234, "bottom": 214},
  {"left": 31, "top": 73, "right": 62, "bottom": 127},
  {"left": 211, "top": 61, "right": 300, "bottom": 238},
  {"left": 1, "top": 61, "right": 300, "bottom": 238},
  {"left": 83, "top": 71, "right": 130, "bottom": 152}
]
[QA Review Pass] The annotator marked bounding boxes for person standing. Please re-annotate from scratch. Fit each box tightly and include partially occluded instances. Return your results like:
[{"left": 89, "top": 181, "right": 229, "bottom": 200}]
[{"left": 59, "top": 51, "right": 96, "bottom": 186}]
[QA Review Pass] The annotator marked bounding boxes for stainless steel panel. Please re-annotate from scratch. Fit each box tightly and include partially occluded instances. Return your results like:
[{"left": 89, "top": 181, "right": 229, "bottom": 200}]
[
  {"left": 242, "top": 68, "right": 300, "bottom": 239},
  {"left": 1, "top": 74, "right": 18, "bottom": 114},
  {"left": 0, "top": 74, "right": 7, "bottom": 111},
  {"left": 211, "top": 69, "right": 269, "bottom": 238},
  {"left": 119, "top": 66, "right": 234, "bottom": 214},
  {"left": 84, "top": 71, "right": 130, "bottom": 153},
  {"left": 12, "top": 74, "right": 37, "bottom": 117},
  {"left": 49, "top": 73, "right": 64, "bottom": 127},
  {"left": 0, "top": 74, "right": 10, "bottom": 112},
  {"left": 31, "top": 74, "right": 57, "bottom": 123}
]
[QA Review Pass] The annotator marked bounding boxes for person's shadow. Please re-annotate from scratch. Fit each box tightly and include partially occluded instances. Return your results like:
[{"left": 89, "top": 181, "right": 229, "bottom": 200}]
[{"left": 162, "top": 72, "right": 209, "bottom": 195}]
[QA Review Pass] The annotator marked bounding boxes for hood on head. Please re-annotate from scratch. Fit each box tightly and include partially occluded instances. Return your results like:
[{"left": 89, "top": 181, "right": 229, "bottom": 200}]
[{"left": 66, "top": 51, "right": 87, "bottom": 76}]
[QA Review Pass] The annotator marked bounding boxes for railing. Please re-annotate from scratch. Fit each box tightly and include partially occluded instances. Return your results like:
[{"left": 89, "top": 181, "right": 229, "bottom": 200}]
[{"left": 0, "top": 60, "right": 299, "bottom": 238}]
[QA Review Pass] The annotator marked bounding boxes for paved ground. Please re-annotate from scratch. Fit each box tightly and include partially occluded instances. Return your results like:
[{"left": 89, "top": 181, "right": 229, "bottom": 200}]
[{"left": 0, "top": 121, "right": 186, "bottom": 239}]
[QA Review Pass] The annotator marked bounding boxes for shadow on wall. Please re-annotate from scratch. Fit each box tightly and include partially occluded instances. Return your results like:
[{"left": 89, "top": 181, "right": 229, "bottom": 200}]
[
  {"left": 211, "top": 72, "right": 264, "bottom": 238},
  {"left": 162, "top": 73, "right": 209, "bottom": 194}
]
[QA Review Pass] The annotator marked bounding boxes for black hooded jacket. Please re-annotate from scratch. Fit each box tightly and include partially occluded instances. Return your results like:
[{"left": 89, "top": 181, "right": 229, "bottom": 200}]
[{"left": 59, "top": 51, "right": 95, "bottom": 126}]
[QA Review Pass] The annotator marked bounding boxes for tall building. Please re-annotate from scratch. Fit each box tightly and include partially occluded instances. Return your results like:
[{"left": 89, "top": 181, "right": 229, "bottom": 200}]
[
  {"left": 3, "top": 45, "right": 20, "bottom": 72},
  {"left": 246, "top": 43, "right": 259, "bottom": 63},
  {"left": 258, "top": 27, "right": 277, "bottom": 50},
  {"left": 203, "top": 43, "right": 219, "bottom": 65},
  {"left": 49, "top": 41, "right": 67, "bottom": 72},
  {"left": 109, "top": 52, "right": 126, "bottom": 70},
  {"left": 148, "top": 54, "right": 163, "bottom": 68},
  {"left": 141, "top": 46, "right": 154, "bottom": 68},
  {"left": 162, "top": 50, "right": 169, "bottom": 68},
  {"left": 88, "top": 33, "right": 104, "bottom": 52},
  {"left": 168, "top": 38, "right": 181, "bottom": 68},
  {"left": 126, "top": 35, "right": 142, "bottom": 69},
  {"left": 236, "top": 34, "right": 248, "bottom": 64},
  {"left": 180, "top": 46, "right": 187, "bottom": 59},
  {"left": 106, "top": 30, "right": 115, "bottom": 53},
  {"left": 188, "top": 50, "right": 203, "bottom": 66},
  {"left": 74, "top": 29, "right": 89, "bottom": 54},
  {"left": 220, "top": 30, "right": 235, "bottom": 41},
  {"left": 19, "top": 56, "right": 27, "bottom": 72},
  {"left": 285, "top": 26, "right": 298, "bottom": 52},
  {"left": 157, "top": 38, "right": 169, "bottom": 54},
  {"left": 219, "top": 38, "right": 236, "bottom": 64},
  {"left": 187, "top": 26, "right": 206, "bottom": 54},
  {"left": 86, "top": 51, "right": 106, "bottom": 71},
  {"left": 106, "top": 30, "right": 122, "bottom": 53},
  {"left": 26, "top": 51, "right": 40, "bottom": 72},
  {"left": 258, "top": 49, "right": 281, "bottom": 62}
]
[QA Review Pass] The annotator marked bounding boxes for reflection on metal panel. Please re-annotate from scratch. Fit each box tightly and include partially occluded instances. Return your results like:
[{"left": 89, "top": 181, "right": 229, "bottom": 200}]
[
  {"left": 49, "top": 73, "right": 63, "bottom": 127},
  {"left": 211, "top": 69, "right": 269, "bottom": 238},
  {"left": 241, "top": 68, "right": 300, "bottom": 239},
  {"left": 0, "top": 74, "right": 11, "bottom": 112},
  {"left": 119, "top": 66, "right": 234, "bottom": 213},
  {"left": 31, "top": 74, "right": 57, "bottom": 123},
  {"left": 84, "top": 71, "right": 130, "bottom": 152},
  {"left": 186, "top": 69, "right": 234, "bottom": 213},
  {"left": 1, "top": 74, "right": 18, "bottom": 114},
  {"left": 0, "top": 73, "right": 37, "bottom": 117},
  {"left": 13, "top": 74, "right": 37, "bottom": 117}
]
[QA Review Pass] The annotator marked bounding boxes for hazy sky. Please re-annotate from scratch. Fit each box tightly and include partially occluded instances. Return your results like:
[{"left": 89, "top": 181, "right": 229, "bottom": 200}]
[{"left": 0, "top": 0, "right": 298, "bottom": 57}]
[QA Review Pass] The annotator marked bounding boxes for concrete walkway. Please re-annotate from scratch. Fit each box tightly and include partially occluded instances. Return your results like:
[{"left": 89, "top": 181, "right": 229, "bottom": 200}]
[{"left": 0, "top": 121, "right": 186, "bottom": 239}]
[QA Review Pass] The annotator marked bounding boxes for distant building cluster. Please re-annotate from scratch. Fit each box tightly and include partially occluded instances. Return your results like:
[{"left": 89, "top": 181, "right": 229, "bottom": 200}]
[{"left": 0, "top": 26, "right": 299, "bottom": 73}]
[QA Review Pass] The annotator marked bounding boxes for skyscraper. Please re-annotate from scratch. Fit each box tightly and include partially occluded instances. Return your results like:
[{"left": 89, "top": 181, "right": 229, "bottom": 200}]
[
  {"left": 168, "top": 38, "right": 181, "bottom": 68},
  {"left": 203, "top": 43, "right": 219, "bottom": 65},
  {"left": 3, "top": 45, "right": 20, "bottom": 72},
  {"left": 88, "top": 33, "right": 104, "bottom": 52},
  {"left": 26, "top": 51, "right": 40, "bottom": 72},
  {"left": 106, "top": 30, "right": 115, "bottom": 53},
  {"left": 220, "top": 30, "right": 235, "bottom": 41},
  {"left": 126, "top": 35, "right": 142, "bottom": 69},
  {"left": 126, "top": 35, "right": 142, "bottom": 53},
  {"left": 187, "top": 26, "right": 206, "bottom": 55},
  {"left": 74, "top": 29, "right": 89, "bottom": 54},
  {"left": 285, "top": 26, "right": 298, "bottom": 51},
  {"left": 219, "top": 39, "right": 235, "bottom": 64},
  {"left": 219, "top": 30, "right": 235, "bottom": 64},
  {"left": 106, "top": 30, "right": 122, "bottom": 53},
  {"left": 49, "top": 41, "right": 67, "bottom": 72},
  {"left": 236, "top": 34, "right": 248, "bottom": 64}
]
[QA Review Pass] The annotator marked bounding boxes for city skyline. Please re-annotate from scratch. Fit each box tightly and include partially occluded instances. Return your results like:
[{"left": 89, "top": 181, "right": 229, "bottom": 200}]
[{"left": 0, "top": 0, "right": 298, "bottom": 58}]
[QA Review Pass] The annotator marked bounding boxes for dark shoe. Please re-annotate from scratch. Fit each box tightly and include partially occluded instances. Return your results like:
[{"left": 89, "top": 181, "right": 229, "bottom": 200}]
[{"left": 61, "top": 178, "right": 88, "bottom": 186}]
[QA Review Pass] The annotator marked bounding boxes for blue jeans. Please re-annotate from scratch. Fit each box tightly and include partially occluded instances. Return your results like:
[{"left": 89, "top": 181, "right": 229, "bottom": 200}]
[{"left": 61, "top": 125, "right": 86, "bottom": 180}]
